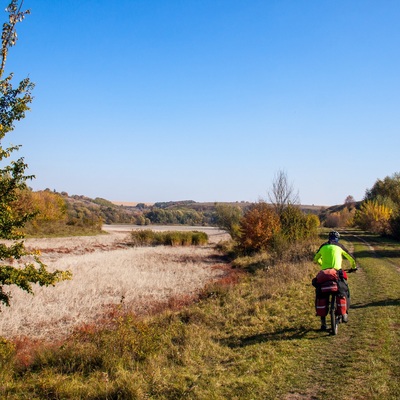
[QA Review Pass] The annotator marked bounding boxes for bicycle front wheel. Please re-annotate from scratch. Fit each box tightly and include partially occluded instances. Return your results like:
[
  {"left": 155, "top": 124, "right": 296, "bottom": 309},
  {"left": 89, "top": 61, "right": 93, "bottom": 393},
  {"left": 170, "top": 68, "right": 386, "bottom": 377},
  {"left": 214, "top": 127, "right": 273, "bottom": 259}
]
[{"left": 330, "top": 295, "right": 339, "bottom": 335}]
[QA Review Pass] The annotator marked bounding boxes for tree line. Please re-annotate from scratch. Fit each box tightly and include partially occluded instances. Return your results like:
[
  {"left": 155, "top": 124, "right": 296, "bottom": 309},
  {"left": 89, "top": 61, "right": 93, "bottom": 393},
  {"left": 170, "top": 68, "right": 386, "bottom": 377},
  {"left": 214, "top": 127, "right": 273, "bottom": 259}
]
[
  {"left": 18, "top": 169, "right": 400, "bottom": 244},
  {"left": 322, "top": 172, "right": 400, "bottom": 240}
]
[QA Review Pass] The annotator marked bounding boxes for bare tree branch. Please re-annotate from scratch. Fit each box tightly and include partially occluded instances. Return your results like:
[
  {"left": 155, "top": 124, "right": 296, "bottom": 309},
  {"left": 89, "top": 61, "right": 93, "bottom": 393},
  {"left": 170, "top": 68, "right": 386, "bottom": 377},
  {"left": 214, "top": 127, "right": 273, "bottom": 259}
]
[{"left": 268, "top": 170, "right": 300, "bottom": 215}]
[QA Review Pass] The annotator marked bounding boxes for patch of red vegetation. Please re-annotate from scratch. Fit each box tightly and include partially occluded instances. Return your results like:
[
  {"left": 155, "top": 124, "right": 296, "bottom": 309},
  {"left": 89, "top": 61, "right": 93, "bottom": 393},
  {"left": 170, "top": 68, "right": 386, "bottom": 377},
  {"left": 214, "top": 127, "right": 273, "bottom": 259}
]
[{"left": 12, "top": 336, "right": 61, "bottom": 370}]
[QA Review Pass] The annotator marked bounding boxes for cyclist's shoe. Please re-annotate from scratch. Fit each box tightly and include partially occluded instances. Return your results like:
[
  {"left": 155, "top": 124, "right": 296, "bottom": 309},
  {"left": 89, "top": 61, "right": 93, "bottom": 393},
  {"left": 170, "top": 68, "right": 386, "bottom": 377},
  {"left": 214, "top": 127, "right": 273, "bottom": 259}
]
[
  {"left": 320, "top": 317, "right": 327, "bottom": 330},
  {"left": 342, "top": 313, "right": 348, "bottom": 323},
  {"left": 320, "top": 324, "right": 327, "bottom": 331}
]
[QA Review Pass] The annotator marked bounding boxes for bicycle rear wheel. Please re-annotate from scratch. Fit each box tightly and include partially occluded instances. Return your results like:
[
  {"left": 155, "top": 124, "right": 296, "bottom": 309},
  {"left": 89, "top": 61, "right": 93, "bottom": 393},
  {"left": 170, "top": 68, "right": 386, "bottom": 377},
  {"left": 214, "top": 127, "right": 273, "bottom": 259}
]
[{"left": 330, "top": 295, "right": 339, "bottom": 335}]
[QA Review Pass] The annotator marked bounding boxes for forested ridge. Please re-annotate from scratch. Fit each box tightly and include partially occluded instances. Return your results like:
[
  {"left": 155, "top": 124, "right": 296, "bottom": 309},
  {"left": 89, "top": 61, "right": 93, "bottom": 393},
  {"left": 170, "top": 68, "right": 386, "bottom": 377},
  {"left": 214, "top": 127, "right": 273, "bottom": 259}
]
[{"left": 18, "top": 189, "right": 324, "bottom": 234}]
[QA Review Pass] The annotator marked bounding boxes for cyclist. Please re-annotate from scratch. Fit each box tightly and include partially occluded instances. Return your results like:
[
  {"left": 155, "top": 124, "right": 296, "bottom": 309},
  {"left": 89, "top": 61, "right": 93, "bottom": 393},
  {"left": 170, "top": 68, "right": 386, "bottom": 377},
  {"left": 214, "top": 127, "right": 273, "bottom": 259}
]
[{"left": 313, "top": 231, "right": 357, "bottom": 330}]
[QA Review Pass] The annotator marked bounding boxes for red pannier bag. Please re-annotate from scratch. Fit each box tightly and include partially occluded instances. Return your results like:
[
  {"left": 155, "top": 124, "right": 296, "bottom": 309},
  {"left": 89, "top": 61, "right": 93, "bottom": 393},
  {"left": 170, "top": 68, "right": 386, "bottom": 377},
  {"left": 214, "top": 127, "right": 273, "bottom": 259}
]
[
  {"left": 335, "top": 296, "right": 347, "bottom": 315},
  {"left": 316, "top": 268, "right": 338, "bottom": 283},
  {"left": 315, "top": 297, "right": 329, "bottom": 316},
  {"left": 320, "top": 281, "right": 338, "bottom": 293}
]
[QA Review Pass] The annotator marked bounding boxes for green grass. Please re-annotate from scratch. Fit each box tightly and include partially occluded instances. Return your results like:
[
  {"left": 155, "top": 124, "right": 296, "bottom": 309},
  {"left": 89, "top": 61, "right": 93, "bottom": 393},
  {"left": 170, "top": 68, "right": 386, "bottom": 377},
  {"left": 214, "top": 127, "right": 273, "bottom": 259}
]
[{"left": 1, "top": 232, "right": 399, "bottom": 399}]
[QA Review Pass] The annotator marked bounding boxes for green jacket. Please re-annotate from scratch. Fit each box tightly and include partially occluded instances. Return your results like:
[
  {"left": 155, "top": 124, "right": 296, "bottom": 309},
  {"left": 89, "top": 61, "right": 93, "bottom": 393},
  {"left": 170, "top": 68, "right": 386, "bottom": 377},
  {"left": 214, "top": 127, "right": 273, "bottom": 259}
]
[{"left": 314, "top": 241, "right": 356, "bottom": 270}]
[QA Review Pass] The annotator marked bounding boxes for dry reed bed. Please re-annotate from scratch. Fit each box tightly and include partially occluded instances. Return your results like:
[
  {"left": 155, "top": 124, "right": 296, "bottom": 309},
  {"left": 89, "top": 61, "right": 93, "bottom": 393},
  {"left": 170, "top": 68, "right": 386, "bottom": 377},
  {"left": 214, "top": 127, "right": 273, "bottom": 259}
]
[{"left": 0, "top": 228, "right": 229, "bottom": 342}]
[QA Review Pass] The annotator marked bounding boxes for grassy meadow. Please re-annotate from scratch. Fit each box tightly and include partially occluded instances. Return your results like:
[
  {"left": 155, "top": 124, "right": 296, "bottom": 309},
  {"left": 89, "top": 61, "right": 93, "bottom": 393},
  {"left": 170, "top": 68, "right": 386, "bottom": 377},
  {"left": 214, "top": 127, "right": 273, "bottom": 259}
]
[
  {"left": 0, "top": 229, "right": 228, "bottom": 342},
  {"left": 0, "top": 229, "right": 399, "bottom": 399}
]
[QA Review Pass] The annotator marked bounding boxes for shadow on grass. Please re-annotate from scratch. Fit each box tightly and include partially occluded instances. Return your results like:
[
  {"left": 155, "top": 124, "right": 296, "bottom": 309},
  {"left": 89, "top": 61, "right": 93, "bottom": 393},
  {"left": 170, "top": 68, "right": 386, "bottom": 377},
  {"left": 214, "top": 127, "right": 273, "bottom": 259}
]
[
  {"left": 221, "top": 326, "right": 322, "bottom": 348},
  {"left": 353, "top": 249, "right": 400, "bottom": 259},
  {"left": 351, "top": 298, "right": 400, "bottom": 309},
  {"left": 353, "top": 250, "right": 377, "bottom": 258}
]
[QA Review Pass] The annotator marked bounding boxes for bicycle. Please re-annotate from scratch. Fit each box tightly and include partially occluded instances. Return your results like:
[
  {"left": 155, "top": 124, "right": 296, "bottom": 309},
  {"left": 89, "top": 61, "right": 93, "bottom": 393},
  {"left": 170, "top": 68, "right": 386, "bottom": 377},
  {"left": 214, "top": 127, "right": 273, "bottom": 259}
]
[{"left": 315, "top": 268, "right": 357, "bottom": 335}]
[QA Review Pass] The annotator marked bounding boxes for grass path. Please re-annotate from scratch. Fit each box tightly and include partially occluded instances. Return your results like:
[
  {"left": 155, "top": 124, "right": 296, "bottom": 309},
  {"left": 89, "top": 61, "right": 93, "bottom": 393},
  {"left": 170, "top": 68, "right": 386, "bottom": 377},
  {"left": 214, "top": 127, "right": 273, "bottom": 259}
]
[
  {"left": 276, "top": 231, "right": 400, "bottom": 400},
  {"left": 190, "top": 232, "right": 400, "bottom": 399}
]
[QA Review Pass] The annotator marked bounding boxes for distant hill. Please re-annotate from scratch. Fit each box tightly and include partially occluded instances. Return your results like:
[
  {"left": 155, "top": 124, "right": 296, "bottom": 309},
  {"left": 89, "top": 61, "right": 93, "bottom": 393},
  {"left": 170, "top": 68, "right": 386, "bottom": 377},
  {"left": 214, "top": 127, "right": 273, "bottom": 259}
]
[
  {"left": 111, "top": 200, "right": 326, "bottom": 214},
  {"left": 111, "top": 201, "right": 154, "bottom": 207},
  {"left": 59, "top": 193, "right": 331, "bottom": 226}
]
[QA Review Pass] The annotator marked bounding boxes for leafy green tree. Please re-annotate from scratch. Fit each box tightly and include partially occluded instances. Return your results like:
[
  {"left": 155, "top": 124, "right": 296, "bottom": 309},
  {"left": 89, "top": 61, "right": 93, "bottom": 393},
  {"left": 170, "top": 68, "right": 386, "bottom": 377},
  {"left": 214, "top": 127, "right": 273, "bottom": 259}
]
[
  {"left": 0, "top": 1, "right": 71, "bottom": 307},
  {"left": 365, "top": 172, "right": 400, "bottom": 214}
]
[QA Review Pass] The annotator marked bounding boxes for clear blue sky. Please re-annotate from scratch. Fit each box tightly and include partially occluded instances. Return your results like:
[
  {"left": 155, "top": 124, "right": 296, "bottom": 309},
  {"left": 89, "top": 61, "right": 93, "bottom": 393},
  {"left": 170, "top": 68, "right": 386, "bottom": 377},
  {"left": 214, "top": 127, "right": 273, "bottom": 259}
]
[{"left": 4, "top": 0, "right": 400, "bottom": 205}]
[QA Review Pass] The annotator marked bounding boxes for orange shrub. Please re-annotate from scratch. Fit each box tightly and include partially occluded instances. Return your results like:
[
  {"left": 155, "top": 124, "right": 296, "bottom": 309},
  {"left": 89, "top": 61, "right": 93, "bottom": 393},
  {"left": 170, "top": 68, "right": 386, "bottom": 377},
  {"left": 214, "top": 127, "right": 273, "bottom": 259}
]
[{"left": 238, "top": 202, "right": 281, "bottom": 253}]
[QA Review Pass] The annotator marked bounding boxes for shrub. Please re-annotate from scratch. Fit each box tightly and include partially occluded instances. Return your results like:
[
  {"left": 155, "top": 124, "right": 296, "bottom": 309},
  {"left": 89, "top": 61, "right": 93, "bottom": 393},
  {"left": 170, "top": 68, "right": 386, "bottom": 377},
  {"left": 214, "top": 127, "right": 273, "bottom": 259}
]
[
  {"left": 354, "top": 200, "right": 392, "bottom": 235},
  {"left": 279, "top": 205, "right": 304, "bottom": 241},
  {"left": 130, "top": 229, "right": 155, "bottom": 246},
  {"left": 306, "top": 213, "right": 320, "bottom": 233},
  {"left": 130, "top": 230, "right": 208, "bottom": 246},
  {"left": 215, "top": 204, "right": 243, "bottom": 239},
  {"left": 191, "top": 231, "right": 208, "bottom": 245},
  {"left": 235, "top": 203, "right": 319, "bottom": 261},
  {"left": 238, "top": 202, "right": 281, "bottom": 253},
  {"left": 163, "top": 231, "right": 188, "bottom": 246},
  {"left": 276, "top": 205, "right": 320, "bottom": 244}
]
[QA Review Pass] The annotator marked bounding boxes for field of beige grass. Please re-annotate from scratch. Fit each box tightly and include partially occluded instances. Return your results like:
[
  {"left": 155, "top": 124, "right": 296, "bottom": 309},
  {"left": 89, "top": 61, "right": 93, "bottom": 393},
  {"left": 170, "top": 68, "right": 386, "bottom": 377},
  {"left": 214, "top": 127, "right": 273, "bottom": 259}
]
[{"left": 0, "top": 226, "right": 229, "bottom": 342}]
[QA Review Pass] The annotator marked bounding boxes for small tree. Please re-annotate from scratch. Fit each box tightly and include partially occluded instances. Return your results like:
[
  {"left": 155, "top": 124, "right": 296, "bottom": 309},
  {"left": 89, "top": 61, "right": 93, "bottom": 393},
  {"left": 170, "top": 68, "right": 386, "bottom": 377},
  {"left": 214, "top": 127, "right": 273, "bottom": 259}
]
[
  {"left": 0, "top": 1, "right": 71, "bottom": 307},
  {"left": 344, "top": 195, "right": 356, "bottom": 209},
  {"left": 268, "top": 170, "right": 300, "bottom": 216}
]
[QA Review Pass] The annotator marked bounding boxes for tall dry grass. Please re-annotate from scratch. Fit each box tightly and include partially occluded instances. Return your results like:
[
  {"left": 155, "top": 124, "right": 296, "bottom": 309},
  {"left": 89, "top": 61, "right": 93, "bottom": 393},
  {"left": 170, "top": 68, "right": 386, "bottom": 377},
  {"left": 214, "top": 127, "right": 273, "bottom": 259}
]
[{"left": 0, "top": 229, "right": 228, "bottom": 342}]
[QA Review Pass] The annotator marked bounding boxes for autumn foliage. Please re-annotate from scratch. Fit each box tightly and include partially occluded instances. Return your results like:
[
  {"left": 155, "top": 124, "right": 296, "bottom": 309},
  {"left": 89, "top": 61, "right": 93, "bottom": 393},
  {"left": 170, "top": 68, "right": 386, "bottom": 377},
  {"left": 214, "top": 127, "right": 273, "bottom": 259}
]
[
  {"left": 13, "top": 189, "right": 67, "bottom": 222},
  {"left": 354, "top": 200, "right": 392, "bottom": 235},
  {"left": 238, "top": 202, "right": 281, "bottom": 253}
]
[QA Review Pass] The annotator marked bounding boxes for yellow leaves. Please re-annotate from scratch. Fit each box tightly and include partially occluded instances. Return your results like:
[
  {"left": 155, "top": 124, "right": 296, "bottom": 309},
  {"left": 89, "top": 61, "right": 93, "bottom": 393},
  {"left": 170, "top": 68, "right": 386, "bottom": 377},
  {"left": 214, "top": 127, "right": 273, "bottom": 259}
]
[
  {"left": 354, "top": 200, "right": 393, "bottom": 234},
  {"left": 13, "top": 189, "right": 67, "bottom": 223},
  {"left": 359, "top": 200, "right": 392, "bottom": 221},
  {"left": 31, "top": 191, "right": 67, "bottom": 222}
]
